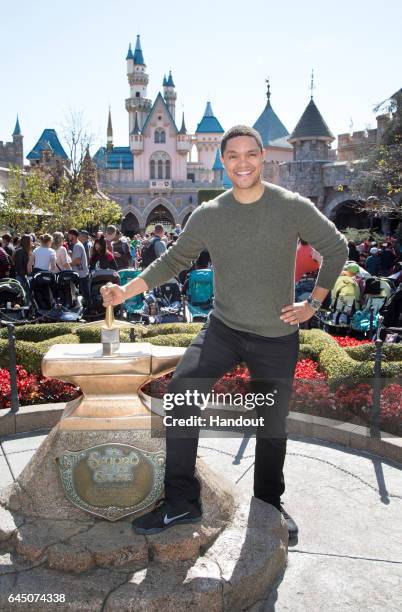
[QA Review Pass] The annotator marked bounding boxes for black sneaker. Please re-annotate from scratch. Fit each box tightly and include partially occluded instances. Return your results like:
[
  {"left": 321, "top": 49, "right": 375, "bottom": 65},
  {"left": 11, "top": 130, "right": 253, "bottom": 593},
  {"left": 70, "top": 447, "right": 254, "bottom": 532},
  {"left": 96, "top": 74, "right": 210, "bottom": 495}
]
[
  {"left": 132, "top": 498, "right": 202, "bottom": 535},
  {"left": 279, "top": 504, "right": 298, "bottom": 540}
]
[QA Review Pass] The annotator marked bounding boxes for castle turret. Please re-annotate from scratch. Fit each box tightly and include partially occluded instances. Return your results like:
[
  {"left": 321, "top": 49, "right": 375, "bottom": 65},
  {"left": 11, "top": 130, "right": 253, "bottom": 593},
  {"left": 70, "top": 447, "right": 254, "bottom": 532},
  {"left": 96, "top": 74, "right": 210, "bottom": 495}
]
[
  {"left": 163, "top": 70, "right": 177, "bottom": 120},
  {"left": 12, "top": 115, "right": 23, "bottom": 166},
  {"left": 288, "top": 97, "right": 334, "bottom": 161},
  {"left": 107, "top": 108, "right": 113, "bottom": 151},
  {"left": 195, "top": 101, "right": 224, "bottom": 179},
  {"left": 125, "top": 35, "right": 152, "bottom": 132},
  {"left": 176, "top": 112, "right": 191, "bottom": 156},
  {"left": 129, "top": 112, "right": 143, "bottom": 155}
]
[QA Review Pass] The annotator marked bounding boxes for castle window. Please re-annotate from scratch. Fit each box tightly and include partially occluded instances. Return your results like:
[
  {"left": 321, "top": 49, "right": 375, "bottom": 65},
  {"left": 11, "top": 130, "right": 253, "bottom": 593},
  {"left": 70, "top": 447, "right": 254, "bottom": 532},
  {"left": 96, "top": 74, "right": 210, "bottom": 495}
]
[
  {"left": 135, "top": 92, "right": 140, "bottom": 98},
  {"left": 150, "top": 151, "right": 171, "bottom": 180},
  {"left": 154, "top": 128, "right": 166, "bottom": 144}
]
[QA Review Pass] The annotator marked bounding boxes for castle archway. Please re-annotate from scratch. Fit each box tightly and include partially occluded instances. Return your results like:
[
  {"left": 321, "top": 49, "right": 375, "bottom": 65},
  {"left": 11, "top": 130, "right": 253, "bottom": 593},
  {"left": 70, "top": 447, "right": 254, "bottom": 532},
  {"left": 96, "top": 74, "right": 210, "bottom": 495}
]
[
  {"left": 146, "top": 204, "right": 175, "bottom": 232},
  {"left": 121, "top": 211, "right": 140, "bottom": 237}
]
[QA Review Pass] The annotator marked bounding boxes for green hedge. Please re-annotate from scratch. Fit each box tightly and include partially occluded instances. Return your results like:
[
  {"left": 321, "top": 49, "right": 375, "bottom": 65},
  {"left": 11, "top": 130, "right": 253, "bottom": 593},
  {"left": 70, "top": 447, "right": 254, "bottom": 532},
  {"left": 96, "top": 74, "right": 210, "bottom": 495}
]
[
  {"left": 344, "top": 343, "right": 402, "bottom": 362},
  {"left": 146, "top": 333, "right": 196, "bottom": 347},
  {"left": 0, "top": 322, "right": 78, "bottom": 342},
  {"left": 319, "top": 345, "right": 402, "bottom": 385},
  {"left": 140, "top": 323, "right": 203, "bottom": 338},
  {"left": 0, "top": 334, "right": 80, "bottom": 374}
]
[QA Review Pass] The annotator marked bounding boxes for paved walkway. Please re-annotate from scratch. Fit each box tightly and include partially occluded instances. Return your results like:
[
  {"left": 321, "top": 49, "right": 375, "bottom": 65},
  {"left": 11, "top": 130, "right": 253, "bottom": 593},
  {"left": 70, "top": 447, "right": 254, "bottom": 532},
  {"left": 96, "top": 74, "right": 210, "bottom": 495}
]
[{"left": 1, "top": 429, "right": 401, "bottom": 611}]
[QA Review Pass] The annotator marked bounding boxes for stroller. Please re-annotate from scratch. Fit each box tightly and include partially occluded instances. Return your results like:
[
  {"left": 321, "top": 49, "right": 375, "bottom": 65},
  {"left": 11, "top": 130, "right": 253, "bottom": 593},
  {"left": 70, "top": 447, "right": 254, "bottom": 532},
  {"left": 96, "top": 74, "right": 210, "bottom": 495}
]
[
  {"left": 378, "top": 285, "right": 402, "bottom": 342},
  {"left": 87, "top": 269, "right": 121, "bottom": 320},
  {"left": 31, "top": 271, "right": 84, "bottom": 322},
  {"left": 118, "top": 269, "right": 146, "bottom": 322},
  {"left": 184, "top": 269, "right": 214, "bottom": 322},
  {"left": 145, "top": 281, "right": 184, "bottom": 324},
  {"left": 0, "top": 278, "right": 32, "bottom": 321},
  {"left": 350, "top": 277, "right": 393, "bottom": 338}
]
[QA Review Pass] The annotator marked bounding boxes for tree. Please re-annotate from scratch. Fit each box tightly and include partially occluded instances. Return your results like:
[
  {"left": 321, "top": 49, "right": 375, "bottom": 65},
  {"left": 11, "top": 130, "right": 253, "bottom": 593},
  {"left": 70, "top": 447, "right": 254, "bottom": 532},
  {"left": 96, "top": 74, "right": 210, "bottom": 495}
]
[
  {"left": 351, "top": 90, "right": 402, "bottom": 220},
  {"left": 0, "top": 166, "right": 57, "bottom": 234}
]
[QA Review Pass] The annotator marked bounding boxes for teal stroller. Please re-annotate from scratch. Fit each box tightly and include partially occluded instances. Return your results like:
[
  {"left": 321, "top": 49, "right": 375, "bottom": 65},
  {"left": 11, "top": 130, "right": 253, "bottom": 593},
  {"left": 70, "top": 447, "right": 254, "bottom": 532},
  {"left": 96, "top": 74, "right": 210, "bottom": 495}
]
[
  {"left": 184, "top": 269, "right": 214, "bottom": 322},
  {"left": 118, "top": 269, "right": 146, "bottom": 321}
]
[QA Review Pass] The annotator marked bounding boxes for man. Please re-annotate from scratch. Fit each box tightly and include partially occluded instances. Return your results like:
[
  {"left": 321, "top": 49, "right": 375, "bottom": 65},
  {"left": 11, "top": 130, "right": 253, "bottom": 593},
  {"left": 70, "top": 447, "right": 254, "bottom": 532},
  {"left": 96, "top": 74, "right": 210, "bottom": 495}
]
[
  {"left": 79, "top": 230, "right": 93, "bottom": 263},
  {"left": 68, "top": 228, "right": 90, "bottom": 307},
  {"left": 1, "top": 234, "right": 15, "bottom": 277},
  {"left": 0, "top": 244, "right": 11, "bottom": 279},
  {"left": 101, "top": 125, "right": 348, "bottom": 540}
]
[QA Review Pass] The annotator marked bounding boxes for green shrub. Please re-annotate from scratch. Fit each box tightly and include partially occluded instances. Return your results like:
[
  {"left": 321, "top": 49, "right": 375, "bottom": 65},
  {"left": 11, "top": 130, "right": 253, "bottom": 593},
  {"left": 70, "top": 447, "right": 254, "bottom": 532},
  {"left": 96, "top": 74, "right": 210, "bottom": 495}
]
[
  {"left": 140, "top": 323, "right": 203, "bottom": 338},
  {"left": 0, "top": 322, "right": 78, "bottom": 342},
  {"left": 319, "top": 345, "right": 402, "bottom": 385},
  {"left": 0, "top": 334, "right": 80, "bottom": 374},
  {"left": 146, "top": 333, "right": 196, "bottom": 347},
  {"left": 345, "top": 343, "right": 402, "bottom": 362}
]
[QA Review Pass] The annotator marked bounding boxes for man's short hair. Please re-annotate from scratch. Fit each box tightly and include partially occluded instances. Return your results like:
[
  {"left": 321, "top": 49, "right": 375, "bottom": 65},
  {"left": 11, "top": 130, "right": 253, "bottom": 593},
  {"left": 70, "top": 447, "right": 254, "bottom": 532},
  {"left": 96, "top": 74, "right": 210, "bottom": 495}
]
[
  {"left": 106, "top": 225, "right": 117, "bottom": 234},
  {"left": 79, "top": 229, "right": 89, "bottom": 237},
  {"left": 68, "top": 228, "right": 79, "bottom": 237},
  {"left": 220, "top": 125, "right": 263, "bottom": 156},
  {"left": 154, "top": 224, "right": 164, "bottom": 233},
  {"left": 1, "top": 234, "right": 11, "bottom": 242}
]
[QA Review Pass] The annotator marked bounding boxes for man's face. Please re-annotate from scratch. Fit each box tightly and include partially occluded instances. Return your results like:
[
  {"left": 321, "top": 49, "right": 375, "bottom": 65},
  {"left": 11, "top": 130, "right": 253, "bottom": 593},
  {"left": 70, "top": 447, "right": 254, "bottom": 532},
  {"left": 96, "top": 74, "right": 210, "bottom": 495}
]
[
  {"left": 221, "top": 136, "right": 264, "bottom": 190},
  {"left": 79, "top": 233, "right": 87, "bottom": 243},
  {"left": 68, "top": 233, "right": 77, "bottom": 244}
]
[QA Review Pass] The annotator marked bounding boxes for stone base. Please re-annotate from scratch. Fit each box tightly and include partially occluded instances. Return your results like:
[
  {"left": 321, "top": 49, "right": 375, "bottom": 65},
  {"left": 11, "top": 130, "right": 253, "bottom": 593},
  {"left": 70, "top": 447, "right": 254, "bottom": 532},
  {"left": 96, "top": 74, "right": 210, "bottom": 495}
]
[
  {"left": 0, "top": 494, "right": 287, "bottom": 611},
  {"left": 0, "top": 427, "right": 288, "bottom": 609}
]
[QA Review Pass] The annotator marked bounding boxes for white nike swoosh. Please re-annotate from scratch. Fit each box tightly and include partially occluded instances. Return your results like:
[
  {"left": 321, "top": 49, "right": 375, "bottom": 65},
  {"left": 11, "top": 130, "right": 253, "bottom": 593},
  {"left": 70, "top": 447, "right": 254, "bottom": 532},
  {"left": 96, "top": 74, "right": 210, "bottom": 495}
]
[{"left": 163, "top": 511, "right": 190, "bottom": 525}]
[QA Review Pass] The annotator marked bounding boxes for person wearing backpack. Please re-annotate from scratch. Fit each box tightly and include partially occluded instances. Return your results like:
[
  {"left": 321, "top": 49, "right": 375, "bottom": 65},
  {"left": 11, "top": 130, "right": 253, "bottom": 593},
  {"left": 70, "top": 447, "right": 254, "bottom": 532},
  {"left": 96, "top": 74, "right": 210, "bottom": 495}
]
[{"left": 140, "top": 224, "right": 166, "bottom": 269}]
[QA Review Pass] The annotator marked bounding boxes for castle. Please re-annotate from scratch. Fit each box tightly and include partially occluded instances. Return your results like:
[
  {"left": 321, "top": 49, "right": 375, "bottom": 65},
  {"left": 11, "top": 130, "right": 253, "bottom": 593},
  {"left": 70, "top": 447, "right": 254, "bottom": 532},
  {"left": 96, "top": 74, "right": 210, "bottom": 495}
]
[{"left": 1, "top": 34, "right": 399, "bottom": 235}]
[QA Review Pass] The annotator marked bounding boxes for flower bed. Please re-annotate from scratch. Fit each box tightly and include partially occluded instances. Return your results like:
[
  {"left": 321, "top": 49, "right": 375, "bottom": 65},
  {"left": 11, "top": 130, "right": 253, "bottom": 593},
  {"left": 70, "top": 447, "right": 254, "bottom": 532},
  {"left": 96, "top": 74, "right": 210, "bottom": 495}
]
[
  {"left": 0, "top": 366, "right": 80, "bottom": 409},
  {"left": 0, "top": 324, "right": 400, "bottom": 436}
]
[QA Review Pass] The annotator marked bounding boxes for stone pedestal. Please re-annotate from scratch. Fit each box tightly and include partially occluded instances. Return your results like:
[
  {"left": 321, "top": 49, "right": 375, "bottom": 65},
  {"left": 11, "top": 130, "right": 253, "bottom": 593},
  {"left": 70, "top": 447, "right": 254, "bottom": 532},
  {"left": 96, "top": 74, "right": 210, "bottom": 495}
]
[{"left": 0, "top": 339, "right": 288, "bottom": 610}]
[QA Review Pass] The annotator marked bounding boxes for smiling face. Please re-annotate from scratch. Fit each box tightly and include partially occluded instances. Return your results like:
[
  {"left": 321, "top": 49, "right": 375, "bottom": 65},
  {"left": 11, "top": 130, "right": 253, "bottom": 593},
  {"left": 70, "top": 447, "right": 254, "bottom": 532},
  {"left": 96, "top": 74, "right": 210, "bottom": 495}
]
[{"left": 221, "top": 135, "right": 264, "bottom": 191}]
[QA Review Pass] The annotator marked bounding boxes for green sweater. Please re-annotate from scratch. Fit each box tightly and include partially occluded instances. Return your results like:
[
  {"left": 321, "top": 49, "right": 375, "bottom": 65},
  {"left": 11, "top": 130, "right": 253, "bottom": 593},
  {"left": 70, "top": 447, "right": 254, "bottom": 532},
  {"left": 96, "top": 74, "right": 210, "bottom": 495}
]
[{"left": 138, "top": 182, "right": 349, "bottom": 337}]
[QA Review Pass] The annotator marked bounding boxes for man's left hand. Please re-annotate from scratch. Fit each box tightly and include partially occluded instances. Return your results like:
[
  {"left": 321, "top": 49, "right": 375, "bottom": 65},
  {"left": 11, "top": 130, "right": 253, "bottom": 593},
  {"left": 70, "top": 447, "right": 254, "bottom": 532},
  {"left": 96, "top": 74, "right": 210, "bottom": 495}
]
[{"left": 280, "top": 301, "right": 316, "bottom": 325}]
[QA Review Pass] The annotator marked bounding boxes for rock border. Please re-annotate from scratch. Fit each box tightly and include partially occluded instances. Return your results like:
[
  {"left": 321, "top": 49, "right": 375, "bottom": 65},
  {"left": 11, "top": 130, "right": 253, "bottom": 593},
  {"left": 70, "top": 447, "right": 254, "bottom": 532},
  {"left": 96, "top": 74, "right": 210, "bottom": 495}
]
[{"left": 1, "top": 403, "right": 400, "bottom": 464}]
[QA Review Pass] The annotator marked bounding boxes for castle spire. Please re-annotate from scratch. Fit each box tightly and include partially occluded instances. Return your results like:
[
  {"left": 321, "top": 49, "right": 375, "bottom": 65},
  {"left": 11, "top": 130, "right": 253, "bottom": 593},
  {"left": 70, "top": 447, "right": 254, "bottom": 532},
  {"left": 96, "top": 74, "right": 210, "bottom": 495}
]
[
  {"left": 126, "top": 43, "right": 134, "bottom": 60},
  {"left": 310, "top": 69, "right": 315, "bottom": 100},
  {"left": 107, "top": 107, "right": 113, "bottom": 150},
  {"left": 13, "top": 115, "right": 21, "bottom": 136},
  {"left": 179, "top": 112, "right": 187, "bottom": 134},
  {"left": 133, "top": 34, "right": 144, "bottom": 65},
  {"left": 265, "top": 77, "right": 271, "bottom": 104}
]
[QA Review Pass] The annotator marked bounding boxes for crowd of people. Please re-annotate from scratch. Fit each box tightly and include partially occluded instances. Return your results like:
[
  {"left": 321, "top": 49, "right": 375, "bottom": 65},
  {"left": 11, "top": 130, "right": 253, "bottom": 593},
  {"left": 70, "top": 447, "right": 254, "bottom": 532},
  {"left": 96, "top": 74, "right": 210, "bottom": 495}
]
[
  {"left": 0, "top": 224, "right": 186, "bottom": 306},
  {"left": 1, "top": 226, "right": 401, "bottom": 311}
]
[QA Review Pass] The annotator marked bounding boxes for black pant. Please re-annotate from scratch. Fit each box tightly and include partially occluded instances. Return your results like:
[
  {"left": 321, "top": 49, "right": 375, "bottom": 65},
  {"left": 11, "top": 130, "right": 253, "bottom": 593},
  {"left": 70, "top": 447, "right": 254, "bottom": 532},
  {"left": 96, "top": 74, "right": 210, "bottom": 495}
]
[{"left": 164, "top": 314, "right": 299, "bottom": 511}]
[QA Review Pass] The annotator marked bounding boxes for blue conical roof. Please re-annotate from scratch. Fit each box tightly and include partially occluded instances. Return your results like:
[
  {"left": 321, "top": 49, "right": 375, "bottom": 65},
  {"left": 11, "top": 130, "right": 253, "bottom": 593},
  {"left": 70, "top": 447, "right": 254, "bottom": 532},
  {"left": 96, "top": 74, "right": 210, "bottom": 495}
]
[
  {"left": 253, "top": 91, "right": 290, "bottom": 148},
  {"left": 13, "top": 115, "right": 21, "bottom": 136},
  {"left": 163, "top": 74, "right": 167, "bottom": 86},
  {"left": 126, "top": 43, "right": 134, "bottom": 60},
  {"left": 212, "top": 149, "right": 232, "bottom": 188},
  {"left": 196, "top": 101, "right": 224, "bottom": 134},
  {"left": 166, "top": 70, "right": 175, "bottom": 87},
  {"left": 133, "top": 35, "right": 144, "bottom": 65}
]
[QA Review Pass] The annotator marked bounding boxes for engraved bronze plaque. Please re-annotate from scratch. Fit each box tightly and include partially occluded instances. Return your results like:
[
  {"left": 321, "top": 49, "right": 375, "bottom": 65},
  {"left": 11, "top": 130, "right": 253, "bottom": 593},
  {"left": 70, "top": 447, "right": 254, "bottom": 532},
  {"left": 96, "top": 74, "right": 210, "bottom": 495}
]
[{"left": 57, "top": 443, "right": 165, "bottom": 521}]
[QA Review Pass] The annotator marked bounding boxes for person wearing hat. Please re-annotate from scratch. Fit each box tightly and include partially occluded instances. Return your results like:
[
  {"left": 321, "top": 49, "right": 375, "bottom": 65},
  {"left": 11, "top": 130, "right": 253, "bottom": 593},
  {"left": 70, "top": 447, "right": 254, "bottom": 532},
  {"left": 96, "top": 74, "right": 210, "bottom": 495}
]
[
  {"left": 331, "top": 261, "right": 361, "bottom": 308},
  {"left": 365, "top": 247, "right": 381, "bottom": 276}
]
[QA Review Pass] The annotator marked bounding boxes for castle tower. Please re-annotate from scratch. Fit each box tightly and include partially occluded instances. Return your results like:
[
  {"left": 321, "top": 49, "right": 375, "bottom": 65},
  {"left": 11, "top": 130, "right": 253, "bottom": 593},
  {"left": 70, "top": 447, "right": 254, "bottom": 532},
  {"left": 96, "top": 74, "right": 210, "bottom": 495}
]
[
  {"left": 279, "top": 78, "right": 335, "bottom": 203},
  {"left": 163, "top": 71, "right": 177, "bottom": 120},
  {"left": 195, "top": 101, "right": 224, "bottom": 179},
  {"left": 288, "top": 96, "right": 334, "bottom": 161},
  {"left": 125, "top": 35, "right": 152, "bottom": 132},
  {"left": 12, "top": 115, "right": 24, "bottom": 167},
  {"left": 107, "top": 108, "right": 113, "bottom": 151}
]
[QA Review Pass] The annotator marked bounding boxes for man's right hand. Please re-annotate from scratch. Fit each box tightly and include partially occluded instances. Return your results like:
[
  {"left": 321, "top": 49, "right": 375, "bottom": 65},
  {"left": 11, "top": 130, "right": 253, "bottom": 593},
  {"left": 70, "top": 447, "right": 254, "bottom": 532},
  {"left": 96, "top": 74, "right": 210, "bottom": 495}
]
[{"left": 100, "top": 283, "right": 127, "bottom": 307}]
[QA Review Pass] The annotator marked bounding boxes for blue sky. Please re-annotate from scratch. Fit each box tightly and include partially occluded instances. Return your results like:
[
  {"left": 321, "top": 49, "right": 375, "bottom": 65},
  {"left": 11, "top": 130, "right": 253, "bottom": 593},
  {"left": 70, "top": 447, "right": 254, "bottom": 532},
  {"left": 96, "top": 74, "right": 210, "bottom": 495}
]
[{"left": 1, "top": 0, "right": 400, "bottom": 158}]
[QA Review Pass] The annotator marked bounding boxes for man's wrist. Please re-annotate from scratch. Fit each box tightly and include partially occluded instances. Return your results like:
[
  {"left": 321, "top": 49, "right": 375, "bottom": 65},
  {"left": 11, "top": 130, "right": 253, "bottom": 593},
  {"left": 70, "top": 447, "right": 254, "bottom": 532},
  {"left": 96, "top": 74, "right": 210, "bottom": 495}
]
[{"left": 306, "top": 295, "right": 322, "bottom": 311}]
